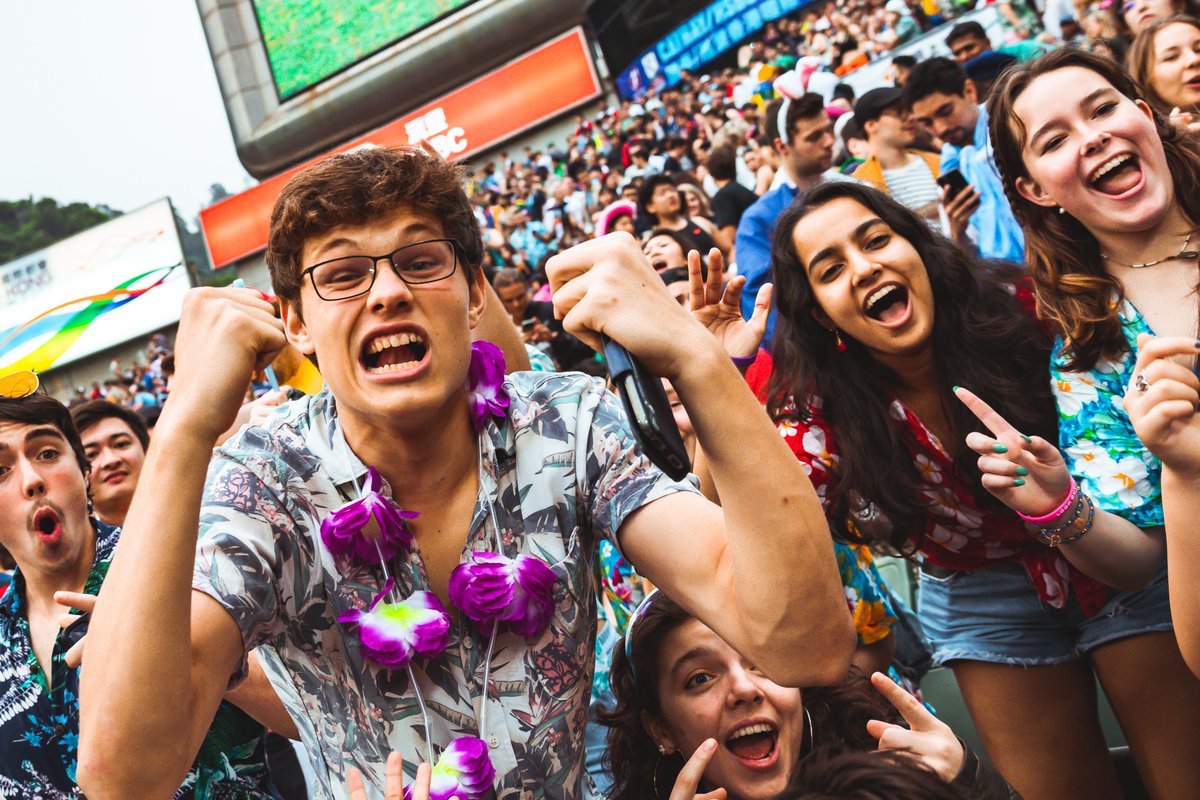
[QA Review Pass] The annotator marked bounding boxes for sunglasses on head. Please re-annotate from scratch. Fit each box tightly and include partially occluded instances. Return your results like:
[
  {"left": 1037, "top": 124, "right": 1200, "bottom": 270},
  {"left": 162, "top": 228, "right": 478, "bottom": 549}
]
[{"left": 0, "top": 371, "right": 41, "bottom": 399}]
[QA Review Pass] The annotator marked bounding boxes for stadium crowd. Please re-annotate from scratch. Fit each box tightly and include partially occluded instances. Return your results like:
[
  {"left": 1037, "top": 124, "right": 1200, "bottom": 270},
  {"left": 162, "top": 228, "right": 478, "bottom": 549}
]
[{"left": 6, "top": 0, "right": 1200, "bottom": 799}]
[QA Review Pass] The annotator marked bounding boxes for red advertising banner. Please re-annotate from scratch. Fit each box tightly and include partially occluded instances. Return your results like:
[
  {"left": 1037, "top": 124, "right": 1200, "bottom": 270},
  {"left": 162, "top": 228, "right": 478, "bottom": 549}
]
[{"left": 200, "top": 28, "right": 600, "bottom": 268}]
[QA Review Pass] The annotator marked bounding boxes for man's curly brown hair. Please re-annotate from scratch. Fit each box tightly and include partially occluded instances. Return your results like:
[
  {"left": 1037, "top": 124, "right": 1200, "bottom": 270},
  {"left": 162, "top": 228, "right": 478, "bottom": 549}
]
[{"left": 266, "top": 146, "right": 482, "bottom": 314}]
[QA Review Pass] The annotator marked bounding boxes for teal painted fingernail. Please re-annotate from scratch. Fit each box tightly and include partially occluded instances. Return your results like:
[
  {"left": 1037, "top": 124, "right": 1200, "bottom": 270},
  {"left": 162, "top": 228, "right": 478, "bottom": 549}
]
[
  {"left": 952, "top": 385, "right": 962, "bottom": 393},
  {"left": 1016, "top": 466, "right": 1029, "bottom": 476},
  {"left": 993, "top": 443, "right": 1008, "bottom": 453},
  {"left": 1013, "top": 478, "right": 1026, "bottom": 486},
  {"left": 1021, "top": 434, "right": 1032, "bottom": 443}
]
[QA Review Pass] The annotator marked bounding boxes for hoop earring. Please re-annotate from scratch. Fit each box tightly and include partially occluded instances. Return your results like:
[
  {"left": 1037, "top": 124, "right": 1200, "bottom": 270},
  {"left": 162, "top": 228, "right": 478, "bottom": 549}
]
[
  {"left": 805, "top": 707, "right": 815, "bottom": 751},
  {"left": 652, "top": 752, "right": 668, "bottom": 800},
  {"left": 834, "top": 330, "right": 847, "bottom": 353}
]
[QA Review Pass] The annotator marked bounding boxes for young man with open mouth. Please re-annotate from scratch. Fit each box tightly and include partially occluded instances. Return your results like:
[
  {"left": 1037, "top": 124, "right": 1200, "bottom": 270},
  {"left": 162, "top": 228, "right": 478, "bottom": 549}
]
[{"left": 75, "top": 146, "right": 854, "bottom": 799}]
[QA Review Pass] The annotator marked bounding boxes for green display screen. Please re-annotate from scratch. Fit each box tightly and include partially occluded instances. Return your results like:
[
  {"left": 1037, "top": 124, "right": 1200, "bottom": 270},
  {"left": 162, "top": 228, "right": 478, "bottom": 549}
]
[{"left": 253, "top": 0, "right": 479, "bottom": 100}]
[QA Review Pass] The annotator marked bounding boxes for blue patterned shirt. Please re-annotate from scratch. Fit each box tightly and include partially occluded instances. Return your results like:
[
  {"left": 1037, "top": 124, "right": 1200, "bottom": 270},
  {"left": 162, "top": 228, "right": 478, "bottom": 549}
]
[{"left": 0, "top": 521, "right": 277, "bottom": 799}]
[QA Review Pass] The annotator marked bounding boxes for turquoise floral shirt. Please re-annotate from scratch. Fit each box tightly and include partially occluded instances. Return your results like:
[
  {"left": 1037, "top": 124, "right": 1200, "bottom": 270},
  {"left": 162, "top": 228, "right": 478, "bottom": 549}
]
[{"left": 1052, "top": 299, "right": 1162, "bottom": 528}]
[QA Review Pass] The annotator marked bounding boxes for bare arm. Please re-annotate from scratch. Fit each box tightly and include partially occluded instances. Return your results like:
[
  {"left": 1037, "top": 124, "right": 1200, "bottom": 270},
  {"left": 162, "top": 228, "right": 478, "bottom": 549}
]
[
  {"left": 225, "top": 651, "right": 301, "bottom": 740},
  {"left": 956, "top": 386, "right": 1164, "bottom": 591},
  {"left": 547, "top": 236, "right": 854, "bottom": 687},
  {"left": 77, "top": 288, "right": 287, "bottom": 799},
  {"left": 1125, "top": 334, "right": 1200, "bottom": 674}
]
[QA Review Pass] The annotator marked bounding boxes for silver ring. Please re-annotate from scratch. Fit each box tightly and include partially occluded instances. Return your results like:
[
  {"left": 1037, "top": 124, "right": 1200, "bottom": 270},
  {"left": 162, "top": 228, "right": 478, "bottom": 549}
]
[{"left": 1134, "top": 372, "right": 1149, "bottom": 393}]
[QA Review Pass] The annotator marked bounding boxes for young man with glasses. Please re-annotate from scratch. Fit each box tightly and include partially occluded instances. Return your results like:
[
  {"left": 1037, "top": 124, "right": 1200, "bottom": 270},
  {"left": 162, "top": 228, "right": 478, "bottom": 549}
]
[
  {"left": 0, "top": 381, "right": 279, "bottom": 798},
  {"left": 76, "top": 147, "right": 854, "bottom": 799}
]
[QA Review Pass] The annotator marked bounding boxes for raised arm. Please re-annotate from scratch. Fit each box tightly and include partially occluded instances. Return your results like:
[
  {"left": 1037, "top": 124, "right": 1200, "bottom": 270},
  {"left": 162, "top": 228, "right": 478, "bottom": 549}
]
[
  {"left": 954, "top": 386, "right": 1164, "bottom": 591},
  {"left": 1125, "top": 334, "right": 1200, "bottom": 675},
  {"left": 77, "top": 287, "right": 286, "bottom": 799},
  {"left": 547, "top": 234, "right": 854, "bottom": 687}
]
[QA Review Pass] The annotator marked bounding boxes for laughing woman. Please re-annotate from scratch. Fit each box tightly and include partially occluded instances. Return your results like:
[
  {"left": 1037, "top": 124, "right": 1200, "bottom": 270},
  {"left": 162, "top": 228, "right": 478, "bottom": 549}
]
[
  {"left": 978, "top": 46, "right": 1200, "bottom": 800},
  {"left": 711, "top": 179, "right": 1187, "bottom": 800}
]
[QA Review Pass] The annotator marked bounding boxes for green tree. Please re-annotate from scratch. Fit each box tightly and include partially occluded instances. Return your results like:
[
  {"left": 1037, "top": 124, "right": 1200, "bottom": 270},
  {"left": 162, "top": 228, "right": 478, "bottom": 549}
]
[{"left": 0, "top": 197, "right": 120, "bottom": 264}]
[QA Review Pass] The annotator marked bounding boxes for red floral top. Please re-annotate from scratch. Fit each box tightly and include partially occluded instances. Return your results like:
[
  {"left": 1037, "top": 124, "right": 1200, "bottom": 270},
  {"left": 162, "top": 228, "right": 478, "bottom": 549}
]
[{"left": 746, "top": 350, "right": 1108, "bottom": 616}]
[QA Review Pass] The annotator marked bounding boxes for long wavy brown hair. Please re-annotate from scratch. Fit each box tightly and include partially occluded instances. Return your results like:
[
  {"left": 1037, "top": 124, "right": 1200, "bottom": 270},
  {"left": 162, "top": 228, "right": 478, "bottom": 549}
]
[
  {"left": 1128, "top": 16, "right": 1200, "bottom": 114},
  {"left": 988, "top": 47, "right": 1200, "bottom": 371}
]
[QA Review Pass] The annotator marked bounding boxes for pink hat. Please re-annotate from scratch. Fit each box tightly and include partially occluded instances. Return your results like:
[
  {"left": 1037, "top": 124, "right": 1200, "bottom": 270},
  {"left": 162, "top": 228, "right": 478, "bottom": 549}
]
[{"left": 597, "top": 200, "right": 638, "bottom": 237}]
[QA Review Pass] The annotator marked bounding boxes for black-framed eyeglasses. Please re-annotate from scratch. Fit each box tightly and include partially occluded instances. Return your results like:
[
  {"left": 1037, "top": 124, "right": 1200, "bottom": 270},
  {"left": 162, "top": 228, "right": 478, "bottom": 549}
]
[{"left": 301, "top": 238, "right": 459, "bottom": 301}]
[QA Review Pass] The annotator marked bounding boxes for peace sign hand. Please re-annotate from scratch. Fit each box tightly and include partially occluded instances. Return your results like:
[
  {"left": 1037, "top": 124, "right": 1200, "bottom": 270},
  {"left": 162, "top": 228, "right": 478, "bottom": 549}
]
[
  {"left": 866, "top": 671, "right": 964, "bottom": 782},
  {"left": 347, "top": 755, "right": 441, "bottom": 800},
  {"left": 686, "top": 248, "right": 770, "bottom": 361},
  {"left": 669, "top": 739, "right": 729, "bottom": 800},
  {"left": 954, "top": 386, "right": 1073, "bottom": 521},
  {"left": 1125, "top": 333, "right": 1200, "bottom": 481}
]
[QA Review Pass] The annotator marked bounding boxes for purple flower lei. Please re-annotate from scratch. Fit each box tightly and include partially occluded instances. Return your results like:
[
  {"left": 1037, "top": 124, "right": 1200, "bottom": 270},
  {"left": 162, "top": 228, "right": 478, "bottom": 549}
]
[
  {"left": 323, "top": 340, "right": 557, "bottom": 792},
  {"left": 468, "top": 341, "right": 509, "bottom": 433}
]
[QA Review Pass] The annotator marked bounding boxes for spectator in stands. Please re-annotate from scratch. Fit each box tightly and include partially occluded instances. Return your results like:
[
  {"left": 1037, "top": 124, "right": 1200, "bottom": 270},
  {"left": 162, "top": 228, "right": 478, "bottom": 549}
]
[
  {"left": 852, "top": 87, "right": 944, "bottom": 225},
  {"left": 642, "top": 228, "right": 703, "bottom": 272},
  {"left": 905, "top": 57, "right": 1025, "bottom": 262},
  {"left": 735, "top": 93, "right": 851, "bottom": 343},
  {"left": 492, "top": 268, "right": 594, "bottom": 371},
  {"left": 891, "top": 54, "right": 918, "bottom": 86},
  {"left": 707, "top": 145, "right": 759, "bottom": 257},
  {"left": 638, "top": 174, "right": 724, "bottom": 256},
  {"left": 742, "top": 137, "right": 778, "bottom": 195},
  {"left": 964, "top": 51, "right": 1019, "bottom": 101},
  {"left": 503, "top": 203, "right": 554, "bottom": 275},
  {"left": 70, "top": 401, "right": 148, "bottom": 528},
  {"left": 596, "top": 199, "right": 638, "bottom": 237},
  {"left": 1121, "top": 0, "right": 1199, "bottom": 37},
  {"left": 1129, "top": 15, "right": 1200, "bottom": 123},
  {"left": 947, "top": 20, "right": 994, "bottom": 63},
  {"left": 0, "top": 392, "right": 281, "bottom": 798}
]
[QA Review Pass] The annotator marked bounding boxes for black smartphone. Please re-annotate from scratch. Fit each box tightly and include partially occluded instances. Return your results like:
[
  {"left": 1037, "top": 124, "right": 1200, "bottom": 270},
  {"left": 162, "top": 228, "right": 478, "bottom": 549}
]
[
  {"left": 603, "top": 336, "right": 691, "bottom": 481},
  {"left": 62, "top": 611, "right": 90, "bottom": 648},
  {"left": 937, "top": 168, "right": 970, "bottom": 198}
]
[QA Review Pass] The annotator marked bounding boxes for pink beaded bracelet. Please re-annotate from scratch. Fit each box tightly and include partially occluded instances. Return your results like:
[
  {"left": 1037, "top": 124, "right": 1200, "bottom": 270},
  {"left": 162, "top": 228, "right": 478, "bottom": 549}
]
[{"left": 1018, "top": 479, "right": 1078, "bottom": 525}]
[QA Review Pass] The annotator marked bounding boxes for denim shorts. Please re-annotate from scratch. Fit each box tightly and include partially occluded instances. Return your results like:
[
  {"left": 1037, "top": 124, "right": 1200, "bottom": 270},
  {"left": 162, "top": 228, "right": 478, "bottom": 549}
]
[{"left": 917, "top": 559, "right": 1173, "bottom": 667}]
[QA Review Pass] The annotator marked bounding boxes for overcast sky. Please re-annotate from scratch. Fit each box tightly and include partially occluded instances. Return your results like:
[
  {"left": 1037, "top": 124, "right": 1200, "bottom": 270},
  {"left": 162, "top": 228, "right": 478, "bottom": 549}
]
[{"left": 1, "top": 1, "right": 254, "bottom": 225}]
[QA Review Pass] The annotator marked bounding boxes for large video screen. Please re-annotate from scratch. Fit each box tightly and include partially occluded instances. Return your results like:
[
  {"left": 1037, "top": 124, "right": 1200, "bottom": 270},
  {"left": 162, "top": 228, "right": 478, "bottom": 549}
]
[{"left": 253, "top": 0, "right": 480, "bottom": 100}]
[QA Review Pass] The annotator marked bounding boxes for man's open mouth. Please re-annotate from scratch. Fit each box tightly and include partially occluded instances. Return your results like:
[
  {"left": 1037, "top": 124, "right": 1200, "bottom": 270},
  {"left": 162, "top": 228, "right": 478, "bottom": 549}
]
[
  {"left": 360, "top": 331, "right": 429, "bottom": 374},
  {"left": 32, "top": 506, "right": 61, "bottom": 542},
  {"left": 864, "top": 283, "right": 910, "bottom": 325},
  {"left": 725, "top": 721, "right": 779, "bottom": 766},
  {"left": 1089, "top": 153, "right": 1142, "bottom": 196}
]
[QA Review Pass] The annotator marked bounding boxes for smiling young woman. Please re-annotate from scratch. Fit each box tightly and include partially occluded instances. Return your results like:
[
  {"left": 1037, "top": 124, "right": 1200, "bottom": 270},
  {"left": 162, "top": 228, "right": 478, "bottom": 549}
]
[
  {"left": 733, "top": 180, "right": 1198, "bottom": 800},
  {"left": 983, "top": 47, "right": 1200, "bottom": 800},
  {"left": 1129, "top": 16, "right": 1200, "bottom": 119}
]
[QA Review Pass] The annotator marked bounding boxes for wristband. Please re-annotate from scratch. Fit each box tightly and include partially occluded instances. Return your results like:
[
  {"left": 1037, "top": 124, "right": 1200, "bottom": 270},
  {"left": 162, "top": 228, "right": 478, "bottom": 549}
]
[
  {"left": 1018, "top": 479, "right": 1078, "bottom": 525},
  {"left": 731, "top": 352, "right": 757, "bottom": 369}
]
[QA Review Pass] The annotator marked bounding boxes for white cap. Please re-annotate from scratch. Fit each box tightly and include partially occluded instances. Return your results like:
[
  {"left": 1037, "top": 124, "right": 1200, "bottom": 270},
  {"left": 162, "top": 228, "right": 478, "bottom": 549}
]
[{"left": 885, "top": 0, "right": 911, "bottom": 14}]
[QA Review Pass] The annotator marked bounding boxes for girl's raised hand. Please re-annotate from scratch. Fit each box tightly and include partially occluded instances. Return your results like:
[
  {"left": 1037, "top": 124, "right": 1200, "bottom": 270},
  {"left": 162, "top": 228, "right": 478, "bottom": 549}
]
[
  {"left": 866, "top": 671, "right": 964, "bottom": 782},
  {"left": 954, "top": 386, "right": 1073, "bottom": 520},
  {"left": 1125, "top": 333, "right": 1200, "bottom": 480}
]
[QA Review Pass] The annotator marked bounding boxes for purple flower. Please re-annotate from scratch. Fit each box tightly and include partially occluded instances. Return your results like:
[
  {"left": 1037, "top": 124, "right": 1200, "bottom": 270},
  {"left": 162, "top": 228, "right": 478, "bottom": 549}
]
[
  {"left": 448, "top": 552, "right": 556, "bottom": 637},
  {"left": 468, "top": 341, "right": 509, "bottom": 433},
  {"left": 405, "top": 737, "right": 497, "bottom": 800},
  {"left": 338, "top": 580, "right": 450, "bottom": 668},
  {"left": 320, "top": 467, "right": 418, "bottom": 564}
]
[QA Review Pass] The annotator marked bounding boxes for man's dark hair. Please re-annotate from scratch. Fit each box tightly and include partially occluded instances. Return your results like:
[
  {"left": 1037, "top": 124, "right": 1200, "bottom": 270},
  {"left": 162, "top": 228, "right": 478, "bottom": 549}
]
[
  {"left": 637, "top": 174, "right": 680, "bottom": 221},
  {"left": 902, "top": 57, "right": 969, "bottom": 107},
  {"left": 765, "top": 92, "right": 827, "bottom": 143},
  {"left": 946, "top": 20, "right": 988, "bottom": 48},
  {"left": 0, "top": 395, "right": 89, "bottom": 478},
  {"left": 706, "top": 144, "right": 738, "bottom": 182},
  {"left": 491, "top": 268, "right": 529, "bottom": 291},
  {"left": 893, "top": 54, "right": 917, "bottom": 70},
  {"left": 70, "top": 400, "right": 151, "bottom": 452},
  {"left": 266, "top": 146, "right": 480, "bottom": 314}
]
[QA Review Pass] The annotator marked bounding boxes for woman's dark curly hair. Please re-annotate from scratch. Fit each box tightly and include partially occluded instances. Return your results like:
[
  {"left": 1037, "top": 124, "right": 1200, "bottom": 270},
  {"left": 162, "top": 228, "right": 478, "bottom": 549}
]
[
  {"left": 599, "top": 594, "right": 896, "bottom": 800},
  {"left": 765, "top": 182, "right": 1057, "bottom": 553}
]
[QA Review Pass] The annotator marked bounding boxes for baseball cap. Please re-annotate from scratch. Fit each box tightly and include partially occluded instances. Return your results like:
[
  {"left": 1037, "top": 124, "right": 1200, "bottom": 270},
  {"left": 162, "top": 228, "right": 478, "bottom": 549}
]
[{"left": 852, "top": 86, "right": 905, "bottom": 129}]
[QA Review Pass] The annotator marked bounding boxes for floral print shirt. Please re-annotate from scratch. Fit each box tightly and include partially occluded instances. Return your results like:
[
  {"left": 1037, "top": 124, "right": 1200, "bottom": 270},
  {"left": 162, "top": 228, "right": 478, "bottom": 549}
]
[
  {"left": 0, "top": 521, "right": 276, "bottom": 799},
  {"left": 746, "top": 350, "right": 1108, "bottom": 615},
  {"left": 1052, "top": 300, "right": 1162, "bottom": 528},
  {"left": 192, "top": 372, "right": 695, "bottom": 800}
]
